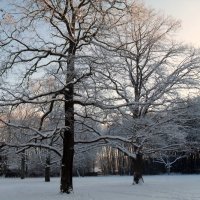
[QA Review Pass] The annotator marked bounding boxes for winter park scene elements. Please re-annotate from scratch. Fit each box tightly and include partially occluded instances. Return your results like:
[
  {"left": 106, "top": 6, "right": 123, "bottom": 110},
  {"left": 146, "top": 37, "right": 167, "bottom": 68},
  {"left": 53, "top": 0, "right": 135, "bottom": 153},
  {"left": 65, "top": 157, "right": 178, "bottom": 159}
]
[{"left": 0, "top": 0, "right": 200, "bottom": 199}]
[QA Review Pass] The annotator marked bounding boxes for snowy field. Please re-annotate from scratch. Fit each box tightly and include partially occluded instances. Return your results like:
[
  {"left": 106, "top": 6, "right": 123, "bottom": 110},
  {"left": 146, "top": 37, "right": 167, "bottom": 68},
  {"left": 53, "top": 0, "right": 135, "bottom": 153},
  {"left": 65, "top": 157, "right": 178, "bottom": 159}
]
[{"left": 0, "top": 175, "right": 200, "bottom": 200}]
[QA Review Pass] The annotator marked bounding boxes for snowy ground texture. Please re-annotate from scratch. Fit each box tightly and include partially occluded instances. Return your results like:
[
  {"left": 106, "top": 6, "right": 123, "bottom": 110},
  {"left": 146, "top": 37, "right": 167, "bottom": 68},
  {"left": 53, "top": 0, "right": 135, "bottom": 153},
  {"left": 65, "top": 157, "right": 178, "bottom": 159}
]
[{"left": 0, "top": 175, "right": 200, "bottom": 200}]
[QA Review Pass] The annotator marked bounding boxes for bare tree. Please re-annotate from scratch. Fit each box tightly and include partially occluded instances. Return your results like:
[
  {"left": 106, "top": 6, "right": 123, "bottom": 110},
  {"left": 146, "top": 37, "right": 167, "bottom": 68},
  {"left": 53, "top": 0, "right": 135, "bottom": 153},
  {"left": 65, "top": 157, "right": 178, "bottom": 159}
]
[
  {"left": 153, "top": 152, "right": 186, "bottom": 175},
  {"left": 88, "top": 3, "right": 200, "bottom": 183},
  {"left": 0, "top": 0, "right": 129, "bottom": 193}
]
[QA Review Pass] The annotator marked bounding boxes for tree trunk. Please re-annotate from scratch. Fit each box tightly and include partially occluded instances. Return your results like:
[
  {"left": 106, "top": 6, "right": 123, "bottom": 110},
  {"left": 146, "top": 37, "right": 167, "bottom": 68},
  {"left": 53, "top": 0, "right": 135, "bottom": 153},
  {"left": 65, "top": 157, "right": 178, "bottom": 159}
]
[
  {"left": 132, "top": 153, "right": 143, "bottom": 184},
  {"left": 20, "top": 150, "right": 25, "bottom": 179},
  {"left": 60, "top": 44, "right": 75, "bottom": 193},
  {"left": 45, "top": 154, "right": 50, "bottom": 182},
  {"left": 166, "top": 165, "right": 171, "bottom": 175},
  {"left": 60, "top": 127, "right": 74, "bottom": 193}
]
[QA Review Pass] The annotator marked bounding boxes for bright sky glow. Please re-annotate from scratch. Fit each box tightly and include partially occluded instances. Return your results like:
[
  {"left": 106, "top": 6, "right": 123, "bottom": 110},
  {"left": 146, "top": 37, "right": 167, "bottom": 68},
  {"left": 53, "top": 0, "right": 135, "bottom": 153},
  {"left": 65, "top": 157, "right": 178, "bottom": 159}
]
[{"left": 143, "top": 0, "right": 200, "bottom": 47}]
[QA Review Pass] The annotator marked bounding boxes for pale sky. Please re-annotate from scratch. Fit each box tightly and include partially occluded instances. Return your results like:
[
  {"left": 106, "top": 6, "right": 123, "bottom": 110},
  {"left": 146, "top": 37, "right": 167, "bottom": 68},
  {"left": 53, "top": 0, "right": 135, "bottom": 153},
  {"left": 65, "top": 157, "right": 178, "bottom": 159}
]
[
  {"left": 1, "top": 0, "right": 200, "bottom": 47},
  {"left": 143, "top": 0, "right": 200, "bottom": 47}
]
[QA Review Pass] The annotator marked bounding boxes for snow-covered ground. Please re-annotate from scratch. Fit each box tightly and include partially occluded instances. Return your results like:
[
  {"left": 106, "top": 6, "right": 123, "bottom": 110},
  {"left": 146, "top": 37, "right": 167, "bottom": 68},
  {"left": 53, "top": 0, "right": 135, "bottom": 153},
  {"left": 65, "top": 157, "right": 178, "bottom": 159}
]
[{"left": 0, "top": 175, "right": 200, "bottom": 200}]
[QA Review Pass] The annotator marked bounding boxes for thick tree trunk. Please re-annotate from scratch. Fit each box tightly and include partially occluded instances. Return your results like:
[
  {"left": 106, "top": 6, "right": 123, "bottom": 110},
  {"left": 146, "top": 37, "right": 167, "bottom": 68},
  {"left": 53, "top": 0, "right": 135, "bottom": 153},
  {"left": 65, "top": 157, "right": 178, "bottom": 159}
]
[
  {"left": 45, "top": 154, "right": 50, "bottom": 182},
  {"left": 60, "top": 44, "right": 75, "bottom": 193},
  {"left": 60, "top": 123, "right": 74, "bottom": 193},
  {"left": 133, "top": 153, "right": 143, "bottom": 184}
]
